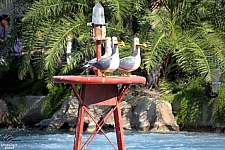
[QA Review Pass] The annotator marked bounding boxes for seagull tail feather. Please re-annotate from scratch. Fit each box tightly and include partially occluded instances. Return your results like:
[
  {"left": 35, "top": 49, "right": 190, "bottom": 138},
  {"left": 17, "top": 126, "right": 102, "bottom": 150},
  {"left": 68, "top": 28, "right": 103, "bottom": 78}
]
[{"left": 80, "top": 64, "right": 91, "bottom": 70}]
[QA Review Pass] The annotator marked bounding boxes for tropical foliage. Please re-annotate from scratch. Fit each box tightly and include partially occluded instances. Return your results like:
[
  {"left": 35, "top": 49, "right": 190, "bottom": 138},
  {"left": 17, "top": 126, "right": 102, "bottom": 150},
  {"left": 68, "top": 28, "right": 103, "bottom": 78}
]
[
  {"left": 141, "top": 0, "right": 225, "bottom": 82},
  {"left": 0, "top": 0, "right": 225, "bottom": 127},
  {"left": 13, "top": 0, "right": 139, "bottom": 88},
  {"left": 213, "top": 82, "right": 225, "bottom": 125},
  {"left": 0, "top": 0, "right": 224, "bottom": 88},
  {"left": 160, "top": 76, "right": 212, "bottom": 127},
  {"left": 42, "top": 84, "right": 75, "bottom": 118}
]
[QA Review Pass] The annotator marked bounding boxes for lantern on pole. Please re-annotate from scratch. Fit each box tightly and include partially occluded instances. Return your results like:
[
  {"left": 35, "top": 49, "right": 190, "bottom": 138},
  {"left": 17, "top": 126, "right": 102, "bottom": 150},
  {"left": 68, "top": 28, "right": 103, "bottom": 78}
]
[
  {"left": 89, "top": 3, "right": 107, "bottom": 38},
  {"left": 87, "top": 3, "right": 108, "bottom": 76},
  {"left": 92, "top": 3, "right": 105, "bottom": 25}
]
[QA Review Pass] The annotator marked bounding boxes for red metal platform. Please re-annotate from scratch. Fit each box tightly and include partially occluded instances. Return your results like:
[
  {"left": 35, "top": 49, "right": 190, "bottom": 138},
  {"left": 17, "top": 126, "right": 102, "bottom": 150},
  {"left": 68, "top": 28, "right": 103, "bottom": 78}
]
[
  {"left": 52, "top": 75, "right": 146, "bottom": 84},
  {"left": 52, "top": 75, "right": 146, "bottom": 150}
]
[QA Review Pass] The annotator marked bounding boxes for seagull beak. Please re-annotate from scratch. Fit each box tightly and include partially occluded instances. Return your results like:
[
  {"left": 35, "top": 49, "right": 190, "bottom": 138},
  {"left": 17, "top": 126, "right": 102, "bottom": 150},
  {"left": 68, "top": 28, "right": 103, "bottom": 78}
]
[
  {"left": 118, "top": 41, "right": 125, "bottom": 48},
  {"left": 136, "top": 43, "right": 147, "bottom": 49}
]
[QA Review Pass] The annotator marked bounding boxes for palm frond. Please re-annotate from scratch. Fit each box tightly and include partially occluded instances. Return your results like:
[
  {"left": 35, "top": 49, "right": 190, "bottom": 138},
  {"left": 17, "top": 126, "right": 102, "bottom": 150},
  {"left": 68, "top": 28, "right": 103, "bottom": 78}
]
[
  {"left": 61, "top": 37, "right": 96, "bottom": 74},
  {"left": 142, "top": 33, "right": 166, "bottom": 71},
  {"left": 173, "top": 21, "right": 225, "bottom": 82},
  {"left": 22, "top": 0, "right": 88, "bottom": 22},
  {"left": 18, "top": 54, "right": 34, "bottom": 80},
  {"left": 15, "top": 0, "right": 225, "bottom": 89},
  {"left": 198, "top": 23, "right": 225, "bottom": 69},
  {"left": 104, "top": 0, "right": 132, "bottom": 23}
]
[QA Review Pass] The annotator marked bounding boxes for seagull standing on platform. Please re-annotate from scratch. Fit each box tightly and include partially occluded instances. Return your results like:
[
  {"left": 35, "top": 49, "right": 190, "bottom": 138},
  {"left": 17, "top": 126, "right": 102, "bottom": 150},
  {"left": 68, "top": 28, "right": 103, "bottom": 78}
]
[
  {"left": 81, "top": 37, "right": 112, "bottom": 70},
  {"left": 91, "top": 36, "right": 121, "bottom": 76},
  {"left": 118, "top": 37, "right": 145, "bottom": 76}
]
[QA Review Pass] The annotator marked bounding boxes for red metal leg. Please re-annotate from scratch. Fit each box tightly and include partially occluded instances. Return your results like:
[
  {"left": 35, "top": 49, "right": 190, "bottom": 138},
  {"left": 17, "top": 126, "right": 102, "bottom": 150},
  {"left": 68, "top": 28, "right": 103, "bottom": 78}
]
[
  {"left": 118, "top": 84, "right": 129, "bottom": 103},
  {"left": 71, "top": 84, "right": 83, "bottom": 105},
  {"left": 114, "top": 102, "right": 126, "bottom": 150},
  {"left": 74, "top": 105, "right": 86, "bottom": 150}
]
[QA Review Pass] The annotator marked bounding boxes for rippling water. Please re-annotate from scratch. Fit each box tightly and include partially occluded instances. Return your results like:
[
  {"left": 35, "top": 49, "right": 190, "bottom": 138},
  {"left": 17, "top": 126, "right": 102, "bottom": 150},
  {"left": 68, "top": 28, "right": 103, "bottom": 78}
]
[{"left": 0, "top": 129, "right": 225, "bottom": 150}]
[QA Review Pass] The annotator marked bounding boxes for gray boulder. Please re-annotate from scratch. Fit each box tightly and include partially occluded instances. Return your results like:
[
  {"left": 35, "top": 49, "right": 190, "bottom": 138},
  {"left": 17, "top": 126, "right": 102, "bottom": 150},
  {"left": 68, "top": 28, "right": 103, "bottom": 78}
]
[
  {"left": 0, "top": 99, "right": 11, "bottom": 127},
  {"left": 37, "top": 96, "right": 179, "bottom": 132},
  {"left": 132, "top": 97, "right": 179, "bottom": 132},
  {"left": 4, "top": 96, "right": 47, "bottom": 125}
]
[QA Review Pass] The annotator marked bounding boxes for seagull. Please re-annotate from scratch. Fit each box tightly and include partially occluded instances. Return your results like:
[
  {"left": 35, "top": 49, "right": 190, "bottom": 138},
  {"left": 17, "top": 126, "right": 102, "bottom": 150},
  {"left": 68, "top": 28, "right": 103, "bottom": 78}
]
[
  {"left": 81, "top": 37, "right": 112, "bottom": 70},
  {"left": 118, "top": 37, "right": 146, "bottom": 76},
  {"left": 91, "top": 36, "right": 122, "bottom": 76}
]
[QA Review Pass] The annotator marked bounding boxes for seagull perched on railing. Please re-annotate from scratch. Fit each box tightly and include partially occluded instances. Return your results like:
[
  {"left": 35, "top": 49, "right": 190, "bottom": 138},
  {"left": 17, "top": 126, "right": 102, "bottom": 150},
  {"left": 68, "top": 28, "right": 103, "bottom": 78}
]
[
  {"left": 91, "top": 36, "right": 123, "bottom": 76},
  {"left": 81, "top": 37, "right": 112, "bottom": 70},
  {"left": 118, "top": 37, "right": 146, "bottom": 76}
]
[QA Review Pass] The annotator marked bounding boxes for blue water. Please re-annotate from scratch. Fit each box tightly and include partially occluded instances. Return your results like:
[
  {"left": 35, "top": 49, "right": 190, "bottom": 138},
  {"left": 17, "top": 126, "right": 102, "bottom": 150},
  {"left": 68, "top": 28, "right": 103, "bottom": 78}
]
[{"left": 0, "top": 129, "right": 225, "bottom": 150}]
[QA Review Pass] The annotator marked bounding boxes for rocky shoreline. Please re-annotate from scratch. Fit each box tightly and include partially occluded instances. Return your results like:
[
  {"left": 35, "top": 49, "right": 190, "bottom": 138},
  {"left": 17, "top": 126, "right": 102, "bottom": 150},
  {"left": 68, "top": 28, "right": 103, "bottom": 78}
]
[{"left": 0, "top": 88, "right": 224, "bottom": 133}]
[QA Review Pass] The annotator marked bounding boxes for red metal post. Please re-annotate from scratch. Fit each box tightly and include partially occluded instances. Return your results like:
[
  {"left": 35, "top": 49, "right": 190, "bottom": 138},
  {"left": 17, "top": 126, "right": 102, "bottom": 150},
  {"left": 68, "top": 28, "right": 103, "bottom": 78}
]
[
  {"left": 74, "top": 105, "right": 86, "bottom": 150},
  {"left": 114, "top": 101, "right": 126, "bottom": 150},
  {"left": 95, "top": 40, "right": 102, "bottom": 76},
  {"left": 95, "top": 26, "right": 102, "bottom": 76},
  {"left": 96, "top": 40, "right": 101, "bottom": 61}
]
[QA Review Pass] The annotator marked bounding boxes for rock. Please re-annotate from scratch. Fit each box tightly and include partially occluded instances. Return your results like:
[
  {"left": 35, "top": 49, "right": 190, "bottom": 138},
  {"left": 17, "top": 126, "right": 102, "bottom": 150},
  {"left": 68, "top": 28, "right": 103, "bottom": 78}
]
[
  {"left": 132, "top": 97, "right": 179, "bottom": 132},
  {"left": 37, "top": 95, "right": 179, "bottom": 132},
  {"left": 2, "top": 91, "right": 179, "bottom": 132},
  {"left": 37, "top": 96, "right": 79, "bottom": 129},
  {"left": 132, "top": 97, "right": 156, "bottom": 131},
  {"left": 37, "top": 97, "right": 117, "bottom": 131},
  {"left": 120, "top": 101, "right": 132, "bottom": 130},
  {"left": 4, "top": 96, "right": 47, "bottom": 125},
  {"left": 0, "top": 99, "right": 11, "bottom": 127}
]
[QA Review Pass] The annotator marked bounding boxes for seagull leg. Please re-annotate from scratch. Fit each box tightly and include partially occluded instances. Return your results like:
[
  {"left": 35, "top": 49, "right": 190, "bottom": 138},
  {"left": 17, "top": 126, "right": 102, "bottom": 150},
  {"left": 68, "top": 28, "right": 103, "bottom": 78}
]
[
  {"left": 80, "top": 70, "right": 86, "bottom": 75},
  {"left": 104, "top": 72, "right": 119, "bottom": 78},
  {"left": 104, "top": 72, "right": 112, "bottom": 77},
  {"left": 123, "top": 72, "right": 127, "bottom": 76},
  {"left": 102, "top": 72, "right": 106, "bottom": 77},
  {"left": 93, "top": 69, "right": 98, "bottom": 76}
]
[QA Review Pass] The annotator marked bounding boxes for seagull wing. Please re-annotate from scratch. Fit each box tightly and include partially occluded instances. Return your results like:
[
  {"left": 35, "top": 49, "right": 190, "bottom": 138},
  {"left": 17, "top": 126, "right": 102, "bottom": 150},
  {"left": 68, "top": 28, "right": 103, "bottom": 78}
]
[
  {"left": 92, "top": 57, "right": 112, "bottom": 70},
  {"left": 119, "top": 56, "right": 135, "bottom": 70}
]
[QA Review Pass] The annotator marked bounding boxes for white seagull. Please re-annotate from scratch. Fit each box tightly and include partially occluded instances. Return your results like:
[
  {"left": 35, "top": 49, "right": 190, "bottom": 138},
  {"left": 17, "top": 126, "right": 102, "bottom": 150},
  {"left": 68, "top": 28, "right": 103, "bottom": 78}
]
[
  {"left": 81, "top": 37, "right": 112, "bottom": 70},
  {"left": 118, "top": 37, "right": 146, "bottom": 76},
  {"left": 91, "top": 36, "right": 122, "bottom": 76}
]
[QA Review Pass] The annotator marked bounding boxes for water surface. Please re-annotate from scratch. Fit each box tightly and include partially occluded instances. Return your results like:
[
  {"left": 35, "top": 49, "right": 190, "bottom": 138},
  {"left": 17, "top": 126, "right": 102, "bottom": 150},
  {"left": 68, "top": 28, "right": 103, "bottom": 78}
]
[{"left": 0, "top": 129, "right": 225, "bottom": 150}]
